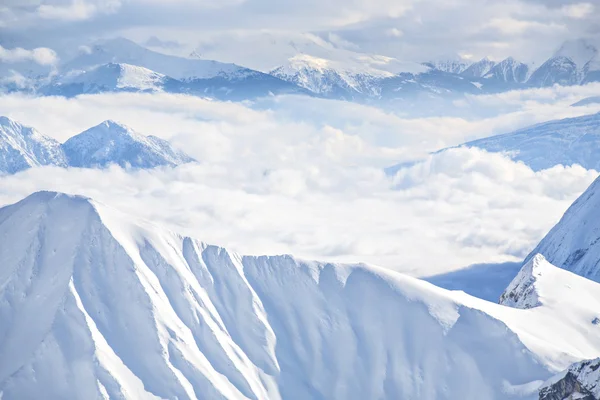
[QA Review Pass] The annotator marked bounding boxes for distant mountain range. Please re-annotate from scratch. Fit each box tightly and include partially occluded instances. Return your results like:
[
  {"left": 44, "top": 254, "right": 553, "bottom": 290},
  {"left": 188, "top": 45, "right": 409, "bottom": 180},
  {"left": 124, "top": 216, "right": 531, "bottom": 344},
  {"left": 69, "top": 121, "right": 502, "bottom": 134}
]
[
  {"left": 0, "top": 117, "right": 195, "bottom": 174},
  {"left": 455, "top": 112, "right": 600, "bottom": 171},
  {"left": 387, "top": 112, "right": 600, "bottom": 174},
  {"left": 2, "top": 37, "right": 600, "bottom": 103}
]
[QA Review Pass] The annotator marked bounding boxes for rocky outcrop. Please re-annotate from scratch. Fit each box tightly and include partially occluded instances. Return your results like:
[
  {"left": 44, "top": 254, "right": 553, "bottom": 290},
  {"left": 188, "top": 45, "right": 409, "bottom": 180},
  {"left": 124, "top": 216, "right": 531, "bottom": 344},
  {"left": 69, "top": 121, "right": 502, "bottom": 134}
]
[{"left": 539, "top": 358, "right": 600, "bottom": 400}]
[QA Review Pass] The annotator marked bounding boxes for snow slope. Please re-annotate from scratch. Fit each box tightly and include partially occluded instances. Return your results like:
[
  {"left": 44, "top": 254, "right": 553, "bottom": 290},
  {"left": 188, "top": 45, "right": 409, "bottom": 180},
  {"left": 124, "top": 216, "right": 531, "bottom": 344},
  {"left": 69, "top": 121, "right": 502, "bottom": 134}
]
[
  {"left": 457, "top": 112, "right": 600, "bottom": 171},
  {"left": 2, "top": 191, "right": 600, "bottom": 399},
  {"left": 41, "top": 63, "right": 172, "bottom": 96},
  {"left": 499, "top": 254, "right": 600, "bottom": 321},
  {"left": 524, "top": 173, "right": 600, "bottom": 283},
  {"left": 0, "top": 116, "right": 66, "bottom": 174},
  {"left": 62, "top": 120, "right": 195, "bottom": 169}
]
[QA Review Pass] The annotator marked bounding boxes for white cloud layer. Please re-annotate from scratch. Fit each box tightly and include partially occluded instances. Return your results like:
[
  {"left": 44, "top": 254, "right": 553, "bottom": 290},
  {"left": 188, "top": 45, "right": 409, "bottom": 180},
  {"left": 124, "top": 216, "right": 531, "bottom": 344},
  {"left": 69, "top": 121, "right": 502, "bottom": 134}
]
[
  {"left": 0, "top": 90, "right": 598, "bottom": 276},
  {"left": 0, "top": 45, "right": 58, "bottom": 65}
]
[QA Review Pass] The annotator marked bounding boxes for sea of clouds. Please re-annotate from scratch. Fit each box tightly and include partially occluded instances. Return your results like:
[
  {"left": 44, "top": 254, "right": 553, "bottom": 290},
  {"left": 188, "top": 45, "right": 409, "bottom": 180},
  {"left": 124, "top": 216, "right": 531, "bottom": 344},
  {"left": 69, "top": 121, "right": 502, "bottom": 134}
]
[{"left": 0, "top": 85, "right": 599, "bottom": 276}]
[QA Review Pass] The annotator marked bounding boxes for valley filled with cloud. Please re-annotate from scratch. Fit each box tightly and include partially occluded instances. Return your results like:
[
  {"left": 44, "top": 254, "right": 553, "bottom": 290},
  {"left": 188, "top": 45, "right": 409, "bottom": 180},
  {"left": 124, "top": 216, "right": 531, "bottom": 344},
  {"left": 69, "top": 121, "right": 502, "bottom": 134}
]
[{"left": 1, "top": 87, "right": 598, "bottom": 276}]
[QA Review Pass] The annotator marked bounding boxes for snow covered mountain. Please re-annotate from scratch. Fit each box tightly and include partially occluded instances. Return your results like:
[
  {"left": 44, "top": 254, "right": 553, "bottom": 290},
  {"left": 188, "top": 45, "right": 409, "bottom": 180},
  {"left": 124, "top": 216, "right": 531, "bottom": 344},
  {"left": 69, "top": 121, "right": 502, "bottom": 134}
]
[
  {"left": 524, "top": 173, "right": 600, "bottom": 284},
  {"left": 483, "top": 57, "right": 529, "bottom": 84},
  {"left": 0, "top": 116, "right": 66, "bottom": 174},
  {"left": 456, "top": 112, "right": 600, "bottom": 171},
  {"left": 423, "top": 55, "right": 471, "bottom": 74},
  {"left": 2, "top": 190, "right": 600, "bottom": 399},
  {"left": 0, "top": 117, "right": 194, "bottom": 173},
  {"left": 461, "top": 57, "right": 496, "bottom": 78},
  {"left": 269, "top": 54, "right": 390, "bottom": 97},
  {"left": 40, "top": 63, "right": 174, "bottom": 96},
  {"left": 528, "top": 39, "right": 599, "bottom": 87},
  {"left": 62, "top": 120, "right": 195, "bottom": 169},
  {"left": 53, "top": 38, "right": 306, "bottom": 100},
  {"left": 499, "top": 253, "right": 600, "bottom": 317}
]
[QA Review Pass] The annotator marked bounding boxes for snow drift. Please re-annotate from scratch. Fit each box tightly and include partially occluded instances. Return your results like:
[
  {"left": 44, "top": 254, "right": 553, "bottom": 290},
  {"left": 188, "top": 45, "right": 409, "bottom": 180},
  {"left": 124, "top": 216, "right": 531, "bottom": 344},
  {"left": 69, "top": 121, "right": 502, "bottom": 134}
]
[{"left": 2, "top": 191, "right": 600, "bottom": 399}]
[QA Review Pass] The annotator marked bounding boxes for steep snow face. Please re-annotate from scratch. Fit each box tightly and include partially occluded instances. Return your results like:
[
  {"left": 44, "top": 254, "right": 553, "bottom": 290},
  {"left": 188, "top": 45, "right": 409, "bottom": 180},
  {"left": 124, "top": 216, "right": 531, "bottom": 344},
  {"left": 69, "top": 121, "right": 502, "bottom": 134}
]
[
  {"left": 461, "top": 57, "right": 496, "bottom": 78},
  {"left": 499, "top": 255, "right": 545, "bottom": 309},
  {"left": 525, "top": 174, "right": 600, "bottom": 283},
  {"left": 2, "top": 191, "right": 600, "bottom": 399},
  {"left": 539, "top": 358, "right": 600, "bottom": 400},
  {"left": 528, "top": 56, "right": 579, "bottom": 87},
  {"left": 0, "top": 116, "right": 66, "bottom": 174},
  {"left": 484, "top": 57, "right": 529, "bottom": 83},
  {"left": 41, "top": 63, "right": 169, "bottom": 96},
  {"left": 62, "top": 37, "right": 250, "bottom": 81},
  {"left": 458, "top": 112, "right": 600, "bottom": 171},
  {"left": 499, "top": 254, "right": 600, "bottom": 319},
  {"left": 62, "top": 120, "right": 195, "bottom": 169}
]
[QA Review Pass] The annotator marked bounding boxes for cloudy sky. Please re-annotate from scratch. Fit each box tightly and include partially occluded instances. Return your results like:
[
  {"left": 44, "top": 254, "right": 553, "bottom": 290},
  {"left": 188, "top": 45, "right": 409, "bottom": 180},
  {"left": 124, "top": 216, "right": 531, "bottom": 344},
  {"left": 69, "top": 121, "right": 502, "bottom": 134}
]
[{"left": 1, "top": 0, "right": 599, "bottom": 65}]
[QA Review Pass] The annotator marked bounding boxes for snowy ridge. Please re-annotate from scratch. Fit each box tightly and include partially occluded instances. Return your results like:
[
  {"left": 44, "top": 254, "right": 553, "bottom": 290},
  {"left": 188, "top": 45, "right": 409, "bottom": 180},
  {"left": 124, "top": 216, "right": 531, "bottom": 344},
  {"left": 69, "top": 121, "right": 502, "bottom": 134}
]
[
  {"left": 457, "top": 112, "right": 600, "bottom": 171},
  {"left": 424, "top": 55, "right": 471, "bottom": 74},
  {"left": 270, "top": 54, "right": 386, "bottom": 95},
  {"left": 461, "top": 57, "right": 496, "bottom": 78},
  {"left": 499, "top": 254, "right": 545, "bottom": 309},
  {"left": 525, "top": 173, "right": 600, "bottom": 283},
  {"left": 62, "top": 120, "right": 195, "bottom": 168},
  {"left": 2, "top": 191, "right": 600, "bottom": 399},
  {"left": 484, "top": 57, "right": 529, "bottom": 83},
  {"left": 0, "top": 117, "right": 195, "bottom": 173},
  {"left": 387, "top": 112, "right": 600, "bottom": 174},
  {"left": 529, "top": 39, "right": 599, "bottom": 87},
  {"left": 0, "top": 116, "right": 66, "bottom": 174},
  {"left": 42, "top": 63, "right": 169, "bottom": 95},
  {"left": 499, "top": 253, "right": 600, "bottom": 323}
]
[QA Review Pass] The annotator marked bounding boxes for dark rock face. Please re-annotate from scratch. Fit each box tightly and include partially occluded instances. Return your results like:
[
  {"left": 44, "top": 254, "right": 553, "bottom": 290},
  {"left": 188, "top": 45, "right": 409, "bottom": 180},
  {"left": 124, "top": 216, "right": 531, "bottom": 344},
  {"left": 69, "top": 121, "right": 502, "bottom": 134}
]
[
  {"left": 539, "top": 359, "right": 600, "bottom": 400},
  {"left": 539, "top": 371, "right": 595, "bottom": 400}
]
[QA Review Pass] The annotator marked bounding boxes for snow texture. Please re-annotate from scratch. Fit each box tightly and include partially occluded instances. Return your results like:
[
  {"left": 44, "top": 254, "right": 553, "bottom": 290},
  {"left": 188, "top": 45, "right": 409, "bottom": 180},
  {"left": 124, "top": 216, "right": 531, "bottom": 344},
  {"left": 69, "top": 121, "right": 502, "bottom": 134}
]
[{"left": 2, "top": 191, "right": 600, "bottom": 399}]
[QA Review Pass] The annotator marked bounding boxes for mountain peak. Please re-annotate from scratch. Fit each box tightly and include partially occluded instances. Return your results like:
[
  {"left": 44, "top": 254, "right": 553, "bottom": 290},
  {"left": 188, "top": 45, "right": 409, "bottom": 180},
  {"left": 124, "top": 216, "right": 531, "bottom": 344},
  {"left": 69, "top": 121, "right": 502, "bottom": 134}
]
[
  {"left": 555, "top": 38, "right": 598, "bottom": 67},
  {"left": 498, "top": 254, "right": 547, "bottom": 309},
  {"left": 62, "top": 120, "right": 195, "bottom": 168},
  {"left": 2, "top": 190, "right": 600, "bottom": 399}
]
